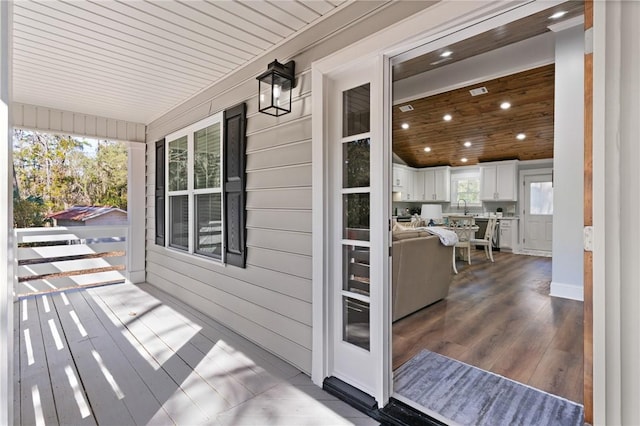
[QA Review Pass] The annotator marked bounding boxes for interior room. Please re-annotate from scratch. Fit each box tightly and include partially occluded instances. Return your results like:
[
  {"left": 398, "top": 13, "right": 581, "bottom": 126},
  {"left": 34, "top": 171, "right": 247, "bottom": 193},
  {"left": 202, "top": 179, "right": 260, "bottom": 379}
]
[{"left": 389, "top": 1, "right": 585, "bottom": 415}]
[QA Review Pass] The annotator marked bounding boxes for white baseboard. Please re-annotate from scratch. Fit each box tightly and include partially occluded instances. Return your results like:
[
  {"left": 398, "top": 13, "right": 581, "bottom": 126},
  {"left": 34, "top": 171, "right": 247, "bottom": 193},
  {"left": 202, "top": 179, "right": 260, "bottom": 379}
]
[{"left": 550, "top": 281, "right": 584, "bottom": 301}]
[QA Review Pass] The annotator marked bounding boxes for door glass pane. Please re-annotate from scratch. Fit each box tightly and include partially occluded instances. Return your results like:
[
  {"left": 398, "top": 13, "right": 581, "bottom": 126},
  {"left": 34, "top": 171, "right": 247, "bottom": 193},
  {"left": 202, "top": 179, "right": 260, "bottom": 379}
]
[
  {"left": 169, "top": 195, "right": 189, "bottom": 250},
  {"left": 530, "top": 182, "right": 553, "bottom": 214},
  {"left": 343, "top": 193, "right": 370, "bottom": 241},
  {"left": 194, "top": 123, "right": 221, "bottom": 189},
  {"left": 168, "top": 136, "right": 188, "bottom": 191},
  {"left": 342, "top": 84, "right": 370, "bottom": 137},
  {"left": 342, "top": 296, "right": 370, "bottom": 351},
  {"left": 343, "top": 138, "right": 370, "bottom": 188},
  {"left": 343, "top": 245, "right": 370, "bottom": 296},
  {"left": 195, "top": 193, "right": 222, "bottom": 257}
]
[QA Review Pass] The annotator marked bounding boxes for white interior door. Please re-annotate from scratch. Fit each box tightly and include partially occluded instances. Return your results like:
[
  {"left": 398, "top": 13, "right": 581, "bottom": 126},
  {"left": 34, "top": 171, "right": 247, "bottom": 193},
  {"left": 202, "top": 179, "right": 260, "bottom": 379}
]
[
  {"left": 326, "top": 58, "right": 387, "bottom": 399},
  {"left": 523, "top": 174, "right": 553, "bottom": 251}
]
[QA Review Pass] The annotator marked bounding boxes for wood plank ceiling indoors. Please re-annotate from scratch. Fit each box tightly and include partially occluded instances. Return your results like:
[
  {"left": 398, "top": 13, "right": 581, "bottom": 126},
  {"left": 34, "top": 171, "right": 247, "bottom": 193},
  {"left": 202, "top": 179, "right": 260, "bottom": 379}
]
[
  {"left": 12, "top": 0, "right": 346, "bottom": 124},
  {"left": 392, "top": 1, "right": 584, "bottom": 168}
]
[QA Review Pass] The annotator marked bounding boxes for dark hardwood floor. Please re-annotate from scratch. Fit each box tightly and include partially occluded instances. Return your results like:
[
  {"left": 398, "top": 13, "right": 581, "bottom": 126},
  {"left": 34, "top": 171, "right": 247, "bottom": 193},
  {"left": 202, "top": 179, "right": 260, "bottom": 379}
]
[{"left": 393, "top": 250, "right": 583, "bottom": 404}]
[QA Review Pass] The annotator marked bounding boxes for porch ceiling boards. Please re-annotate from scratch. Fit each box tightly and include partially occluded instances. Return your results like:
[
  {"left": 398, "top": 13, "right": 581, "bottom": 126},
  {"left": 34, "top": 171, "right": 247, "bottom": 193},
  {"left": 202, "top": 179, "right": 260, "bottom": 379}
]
[{"left": 12, "top": 0, "right": 346, "bottom": 124}]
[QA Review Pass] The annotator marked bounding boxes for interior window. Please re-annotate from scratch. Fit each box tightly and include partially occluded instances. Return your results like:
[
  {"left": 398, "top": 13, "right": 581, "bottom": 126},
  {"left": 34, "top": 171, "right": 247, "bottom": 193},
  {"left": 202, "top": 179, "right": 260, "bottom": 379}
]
[{"left": 451, "top": 173, "right": 481, "bottom": 205}]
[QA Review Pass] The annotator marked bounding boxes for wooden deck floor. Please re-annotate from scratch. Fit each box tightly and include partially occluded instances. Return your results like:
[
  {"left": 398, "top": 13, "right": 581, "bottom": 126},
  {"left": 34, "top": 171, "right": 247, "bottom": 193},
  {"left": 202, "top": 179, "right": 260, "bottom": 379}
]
[
  {"left": 393, "top": 250, "right": 584, "bottom": 404},
  {"left": 14, "top": 282, "right": 377, "bottom": 426}
]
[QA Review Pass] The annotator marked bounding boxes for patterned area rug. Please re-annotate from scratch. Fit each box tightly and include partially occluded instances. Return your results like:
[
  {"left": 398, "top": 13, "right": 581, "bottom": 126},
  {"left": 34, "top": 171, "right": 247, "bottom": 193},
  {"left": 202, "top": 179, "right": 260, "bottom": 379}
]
[{"left": 395, "top": 350, "right": 584, "bottom": 426}]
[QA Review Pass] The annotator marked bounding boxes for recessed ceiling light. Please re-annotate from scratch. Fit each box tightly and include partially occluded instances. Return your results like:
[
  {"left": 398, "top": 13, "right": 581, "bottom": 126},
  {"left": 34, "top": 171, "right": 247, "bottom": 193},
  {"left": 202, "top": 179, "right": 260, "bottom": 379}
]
[
  {"left": 443, "top": 114, "right": 452, "bottom": 121},
  {"left": 461, "top": 158, "right": 468, "bottom": 163},
  {"left": 500, "top": 102, "right": 511, "bottom": 110},
  {"left": 463, "top": 141, "right": 472, "bottom": 147},
  {"left": 550, "top": 11, "right": 567, "bottom": 19},
  {"left": 516, "top": 133, "right": 526, "bottom": 140},
  {"left": 401, "top": 123, "right": 409, "bottom": 130},
  {"left": 424, "top": 147, "right": 431, "bottom": 152},
  {"left": 440, "top": 50, "right": 453, "bottom": 58}
]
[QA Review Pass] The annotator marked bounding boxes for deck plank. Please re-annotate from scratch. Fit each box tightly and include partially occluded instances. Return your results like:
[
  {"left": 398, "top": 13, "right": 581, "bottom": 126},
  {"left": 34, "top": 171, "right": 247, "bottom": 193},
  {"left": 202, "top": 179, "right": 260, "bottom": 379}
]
[
  {"left": 95, "top": 288, "right": 256, "bottom": 407},
  {"left": 19, "top": 296, "right": 58, "bottom": 425},
  {"left": 88, "top": 286, "right": 232, "bottom": 421},
  {"left": 137, "top": 282, "right": 301, "bottom": 380},
  {"left": 60, "top": 289, "right": 176, "bottom": 426},
  {"left": 36, "top": 294, "right": 96, "bottom": 426},
  {"left": 133, "top": 282, "right": 301, "bottom": 393},
  {"left": 82, "top": 288, "right": 212, "bottom": 425},
  {"left": 15, "top": 282, "right": 375, "bottom": 426},
  {"left": 53, "top": 290, "right": 137, "bottom": 426}
]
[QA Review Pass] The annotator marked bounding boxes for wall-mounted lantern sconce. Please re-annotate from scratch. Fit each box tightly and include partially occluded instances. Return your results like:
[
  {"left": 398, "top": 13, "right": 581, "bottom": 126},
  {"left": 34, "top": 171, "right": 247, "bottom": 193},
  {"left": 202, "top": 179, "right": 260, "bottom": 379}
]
[{"left": 257, "top": 60, "right": 295, "bottom": 117}]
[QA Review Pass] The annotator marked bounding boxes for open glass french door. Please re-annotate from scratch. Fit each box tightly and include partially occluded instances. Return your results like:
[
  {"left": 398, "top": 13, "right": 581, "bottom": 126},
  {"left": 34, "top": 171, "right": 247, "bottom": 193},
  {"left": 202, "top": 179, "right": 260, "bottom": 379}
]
[{"left": 326, "top": 57, "right": 390, "bottom": 402}]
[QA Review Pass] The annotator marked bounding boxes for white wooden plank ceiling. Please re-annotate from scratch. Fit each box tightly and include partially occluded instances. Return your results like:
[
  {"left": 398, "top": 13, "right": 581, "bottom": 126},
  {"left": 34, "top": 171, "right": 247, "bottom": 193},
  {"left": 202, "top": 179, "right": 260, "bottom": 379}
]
[{"left": 12, "top": 0, "right": 346, "bottom": 124}]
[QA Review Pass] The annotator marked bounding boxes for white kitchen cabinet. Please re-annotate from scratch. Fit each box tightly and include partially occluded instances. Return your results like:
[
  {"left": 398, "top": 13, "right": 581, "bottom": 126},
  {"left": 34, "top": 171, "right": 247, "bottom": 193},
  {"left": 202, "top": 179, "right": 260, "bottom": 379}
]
[
  {"left": 422, "top": 166, "right": 450, "bottom": 201},
  {"left": 404, "top": 168, "right": 415, "bottom": 200},
  {"left": 499, "top": 218, "right": 519, "bottom": 251},
  {"left": 479, "top": 161, "right": 518, "bottom": 201},
  {"left": 393, "top": 165, "right": 415, "bottom": 200},
  {"left": 413, "top": 170, "right": 425, "bottom": 201},
  {"left": 392, "top": 164, "right": 407, "bottom": 190}
]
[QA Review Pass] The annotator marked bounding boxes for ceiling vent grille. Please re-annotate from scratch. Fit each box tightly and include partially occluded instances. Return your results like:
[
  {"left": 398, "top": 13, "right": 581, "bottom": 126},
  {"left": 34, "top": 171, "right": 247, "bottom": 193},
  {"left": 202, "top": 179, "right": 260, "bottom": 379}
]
[
  {"left": 399, "top": 105, "right": 414, "bottom": 112},
  {"left": 469, "top": 87, "right": 489, "bottom": 96}
]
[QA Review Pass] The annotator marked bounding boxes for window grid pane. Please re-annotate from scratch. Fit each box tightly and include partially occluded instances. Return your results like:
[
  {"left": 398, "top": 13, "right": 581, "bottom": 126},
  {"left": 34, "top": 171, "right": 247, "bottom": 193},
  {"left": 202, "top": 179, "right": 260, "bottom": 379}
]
[
  {"left": 169, "top": 195, "right": 189, "bottom": 250},
  {"left": 453, "top": 177, "right": 480, "bottom": 205},
  {"left": 342, "top": 296, "right": 370, "bottom": 351},
  {"left": 342, "top": 138, "right": 370, "bottom": 188},
  {"left": 343, "top": 193, "right": 370, "bottom": 241},
  {"left": 342, "top": 84, "right": 370, "bottom": 137},
  {"left": 194, "top": 123, "right": 221, "bottom": 190},
  {"left": 168, "top": 136, "right": 188, "bottom": 192},
  {"left": 530, "top": 182, "right": 553, "bottom": 214},
  {"left": 195, "top": 193, "right": 222, "bottom": 258}
]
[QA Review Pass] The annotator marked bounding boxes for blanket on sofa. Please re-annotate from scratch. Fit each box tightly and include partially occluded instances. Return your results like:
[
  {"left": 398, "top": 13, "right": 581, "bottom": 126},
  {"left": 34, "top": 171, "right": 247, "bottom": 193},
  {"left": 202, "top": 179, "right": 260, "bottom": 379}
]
[{"left": 421, "top": 227, "right": 458, "bottom": 246}]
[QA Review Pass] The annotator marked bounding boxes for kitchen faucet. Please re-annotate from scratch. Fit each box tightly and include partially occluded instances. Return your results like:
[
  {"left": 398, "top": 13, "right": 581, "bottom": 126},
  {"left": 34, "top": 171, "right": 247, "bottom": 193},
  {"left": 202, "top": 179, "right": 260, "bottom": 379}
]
[{"left": 457, "top": 199, "right": 469, "bottom": 215}]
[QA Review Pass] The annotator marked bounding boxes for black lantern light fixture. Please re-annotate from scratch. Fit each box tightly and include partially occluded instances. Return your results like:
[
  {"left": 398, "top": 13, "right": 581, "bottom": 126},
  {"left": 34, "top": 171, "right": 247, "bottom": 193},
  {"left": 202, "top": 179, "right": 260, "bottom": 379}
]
[{"left": 257, "top": 60, "right": 295, "bottom": 117}]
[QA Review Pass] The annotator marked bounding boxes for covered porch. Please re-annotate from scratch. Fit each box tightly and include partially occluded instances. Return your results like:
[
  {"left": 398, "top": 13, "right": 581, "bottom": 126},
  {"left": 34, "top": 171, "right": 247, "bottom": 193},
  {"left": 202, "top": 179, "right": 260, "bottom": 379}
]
[{"left": 14, "top": 281, "right": 375, "bottom": 425}]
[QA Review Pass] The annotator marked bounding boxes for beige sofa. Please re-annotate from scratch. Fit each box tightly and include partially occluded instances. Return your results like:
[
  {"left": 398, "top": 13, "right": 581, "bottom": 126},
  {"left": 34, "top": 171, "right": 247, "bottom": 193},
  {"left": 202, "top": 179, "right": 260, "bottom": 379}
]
[{"left": 392, "top": 230, "right": 453, "bottom": 321}]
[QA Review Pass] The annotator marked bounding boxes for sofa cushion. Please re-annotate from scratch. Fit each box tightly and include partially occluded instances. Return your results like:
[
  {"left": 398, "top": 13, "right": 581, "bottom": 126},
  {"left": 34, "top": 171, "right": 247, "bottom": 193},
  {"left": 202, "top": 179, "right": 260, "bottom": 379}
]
[{"left": 392, "top": 230, "right": 422, "bottom": 240}]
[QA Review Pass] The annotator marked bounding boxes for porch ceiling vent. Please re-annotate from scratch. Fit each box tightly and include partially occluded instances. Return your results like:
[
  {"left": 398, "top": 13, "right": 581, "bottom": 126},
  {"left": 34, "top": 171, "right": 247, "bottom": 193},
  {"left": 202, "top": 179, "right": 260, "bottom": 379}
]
[{"left": 399, "top": 105, "right": 414, "bottom": 112}]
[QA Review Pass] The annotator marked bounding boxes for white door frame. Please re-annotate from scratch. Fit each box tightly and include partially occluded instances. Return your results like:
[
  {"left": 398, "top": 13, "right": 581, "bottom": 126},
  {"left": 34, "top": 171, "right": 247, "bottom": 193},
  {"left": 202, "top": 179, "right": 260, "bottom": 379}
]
[
  {"left": 0, "top": 1, "right": 13, "bottom": 424},
  {"left": 311, "top": 0, "right": 587, "bottom": 408}
]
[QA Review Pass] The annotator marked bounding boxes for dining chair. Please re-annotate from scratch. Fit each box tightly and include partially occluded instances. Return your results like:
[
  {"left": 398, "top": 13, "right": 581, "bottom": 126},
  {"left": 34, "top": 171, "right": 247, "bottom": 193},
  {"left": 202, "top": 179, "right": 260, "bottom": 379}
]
[
  {"left": 450, "top": 216, "right": 475, "bottom": 274},
  {"left": 470, "top": 217, "right": 498, "bottom": 263}
]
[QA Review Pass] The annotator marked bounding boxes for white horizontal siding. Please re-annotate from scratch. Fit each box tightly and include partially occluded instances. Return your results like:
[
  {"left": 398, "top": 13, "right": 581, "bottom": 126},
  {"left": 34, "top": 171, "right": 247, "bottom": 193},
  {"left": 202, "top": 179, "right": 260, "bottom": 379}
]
[
  {"left": 145, "top": 0, "right": 435, "bottom": 374},
  {"left": 13, "top": 103, "right": 145, "bottom": 142},
  {"left": 146, "top": 270, "right": 311, "bottom": 372}
]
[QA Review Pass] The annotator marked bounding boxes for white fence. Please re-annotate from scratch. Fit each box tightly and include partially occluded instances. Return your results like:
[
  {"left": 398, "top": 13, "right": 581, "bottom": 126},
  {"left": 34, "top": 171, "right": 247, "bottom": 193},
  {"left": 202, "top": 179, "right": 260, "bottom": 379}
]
[{"left": 15, "top": 225, "right": 128, "bottom": 297}]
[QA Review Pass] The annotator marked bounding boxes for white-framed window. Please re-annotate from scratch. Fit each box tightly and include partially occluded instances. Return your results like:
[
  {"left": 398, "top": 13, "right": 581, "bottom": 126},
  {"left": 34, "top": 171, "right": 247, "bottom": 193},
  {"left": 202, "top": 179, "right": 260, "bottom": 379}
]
[
  {"left": 166, "top": 113, "right": 224, "bottom": 260},
  {"left": 451, "top": 169, "right": 481, "bottom": 206}
]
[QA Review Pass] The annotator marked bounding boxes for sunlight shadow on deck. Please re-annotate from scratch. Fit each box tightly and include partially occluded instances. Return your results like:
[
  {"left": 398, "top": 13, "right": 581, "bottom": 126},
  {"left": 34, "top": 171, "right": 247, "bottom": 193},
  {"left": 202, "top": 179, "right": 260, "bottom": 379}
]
[{"left": 15, "top": 282, "right": 378, "bottom": 425}]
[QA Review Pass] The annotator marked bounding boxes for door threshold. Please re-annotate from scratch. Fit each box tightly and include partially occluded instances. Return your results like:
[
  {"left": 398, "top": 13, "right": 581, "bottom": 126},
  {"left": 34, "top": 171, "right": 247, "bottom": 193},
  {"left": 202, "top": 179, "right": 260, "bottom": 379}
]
[{"left": 323, "top": 377, "right": 446, "bottom": 425}]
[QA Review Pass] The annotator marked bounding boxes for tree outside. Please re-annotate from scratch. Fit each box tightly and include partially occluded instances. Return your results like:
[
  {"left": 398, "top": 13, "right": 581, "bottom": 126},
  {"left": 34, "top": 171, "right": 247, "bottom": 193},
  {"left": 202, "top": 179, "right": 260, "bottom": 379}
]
[{"left": 13, "top": 130, "right": 128, "bottom": 227}]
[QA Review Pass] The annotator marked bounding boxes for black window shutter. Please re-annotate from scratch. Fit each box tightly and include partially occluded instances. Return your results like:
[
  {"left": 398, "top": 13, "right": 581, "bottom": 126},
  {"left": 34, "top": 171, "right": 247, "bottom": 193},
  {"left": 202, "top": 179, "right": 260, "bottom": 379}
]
[
  {"left": 155, "top": 139, "right": 165, "bottom": 246},
  {"left": 223, "top": 103, "right": 247, "bottom": 267}
]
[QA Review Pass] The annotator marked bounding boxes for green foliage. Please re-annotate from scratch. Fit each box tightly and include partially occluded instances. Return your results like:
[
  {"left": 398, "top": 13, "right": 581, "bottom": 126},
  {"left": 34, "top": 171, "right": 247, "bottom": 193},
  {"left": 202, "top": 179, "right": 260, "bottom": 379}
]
[
  {"left": 13, "top": 130, "right": 128, "bottom": 222},
  {"left": 13, "top": 195, "right": 48, "bottom": 228}
]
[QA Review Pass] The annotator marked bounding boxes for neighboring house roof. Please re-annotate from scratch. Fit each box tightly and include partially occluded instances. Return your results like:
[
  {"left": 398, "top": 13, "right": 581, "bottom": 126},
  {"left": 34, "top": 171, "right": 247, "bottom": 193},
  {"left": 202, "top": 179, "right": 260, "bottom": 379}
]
[{"left": 47, "top": 206, "right": 127, "bottom": 222}]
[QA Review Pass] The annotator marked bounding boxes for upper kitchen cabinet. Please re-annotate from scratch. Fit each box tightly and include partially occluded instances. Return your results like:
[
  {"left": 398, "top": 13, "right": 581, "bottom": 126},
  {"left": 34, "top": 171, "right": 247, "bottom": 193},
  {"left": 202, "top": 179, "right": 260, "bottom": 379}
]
[
  {"left": 422, "top": 166, "right": 451, "bottom": 202},
  {"left": 479, "top": 160, "right": 518, "bottom": 201},
  {"left": 393, "top": 164, "right": 408, "bottom": 191},
  {"left": 393, "top": 164, "right": 415, "bottom": 200}
]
